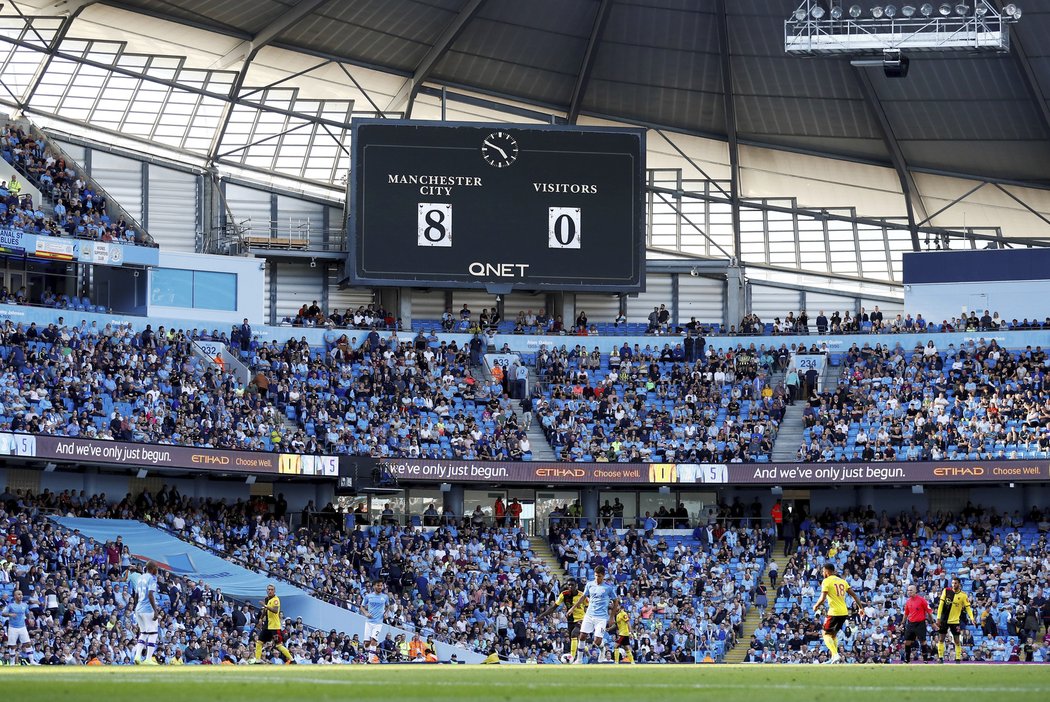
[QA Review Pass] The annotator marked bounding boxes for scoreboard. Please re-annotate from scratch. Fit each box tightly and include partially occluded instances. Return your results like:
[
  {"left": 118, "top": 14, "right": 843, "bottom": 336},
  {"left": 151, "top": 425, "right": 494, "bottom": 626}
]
[{"left": 347, "top": 119, "right": 645, "bottom": 292}]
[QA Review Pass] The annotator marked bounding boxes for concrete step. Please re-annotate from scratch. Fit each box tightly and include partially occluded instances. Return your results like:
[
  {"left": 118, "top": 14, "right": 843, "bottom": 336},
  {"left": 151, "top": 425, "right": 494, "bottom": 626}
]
[
  {"left": 724, "top": 539, "right": 792, "bottom": 663},
  {"left": 529, "top": 536, "right": 568, "bottom": 584},
  {"left": 771, "top": 403, "right": 807, "bottom": 461}
]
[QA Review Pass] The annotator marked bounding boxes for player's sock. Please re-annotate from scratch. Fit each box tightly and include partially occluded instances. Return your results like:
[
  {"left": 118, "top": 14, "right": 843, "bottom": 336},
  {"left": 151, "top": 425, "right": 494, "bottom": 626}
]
[
  {"left": 145, "top": 633, "right": 158, "bottom": 662},
  {"left": 823, "top": 634, "right": 838, "bottom": 658},
  {"left": 133, "top": 640, "right": 145, "bottom": 662},
  {"left": 255, "top": 641, "right": 263, "bottom": 661},
  {"left": 276, "top": 644, "right": 292, "bottom": 662},
  {"left": 570, "top": 638, "right": 579, "bottom": 658},
  {"left": 955, "top": 647, "right": 962, "bottom": 662},
  {"left": 937, "top": 642, "right": 945, "bottom": 659},
  {"left": 614, "top": 647, "right": 622, "bottom": 664}
]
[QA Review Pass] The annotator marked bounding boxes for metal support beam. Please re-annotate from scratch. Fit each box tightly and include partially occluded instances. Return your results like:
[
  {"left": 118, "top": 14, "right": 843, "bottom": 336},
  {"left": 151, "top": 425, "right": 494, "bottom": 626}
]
[
  {"left": 16, "top": 3, "right": 89, "bottom": 108},
  {"left": 646, "top": 184, "right": 1050, "bottom": 248},
  {"left": 212, "top": 0, "right": 331, "bottom": 70},
  {"left": 993, "top": 183, "right": 1050, "bottom": 230},
  {"left": 385, "top": 0, "right": 485, "bottom": 115},
  {"left": 0, "top": 32, "right": 358, "bottom": 133},
  {"left": 652, "top": 190, "right": 734, "bottom": 259},
  {"left": 567, "top": 0, "right": 612, "bottom": 124},
  {"left": 853, "top": 67, "right": 923, "bottom": 251},
  {"left": 714, "top": 0, "right": 741, "bottom": 260},
  {"left": 207, "top": 48, "right": 258, "bottom": 164},
  {"left": 915, "top": 181, "right": 986, "bottom": 226},
  {"left": 991, "top": 1, "right": 1050, "bottom": 140}
]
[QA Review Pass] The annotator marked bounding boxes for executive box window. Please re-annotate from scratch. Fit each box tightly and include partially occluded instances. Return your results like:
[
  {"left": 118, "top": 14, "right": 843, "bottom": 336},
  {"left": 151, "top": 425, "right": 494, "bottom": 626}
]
[{"left": 151, "top": 267, "right": 236, "bottom": 311}]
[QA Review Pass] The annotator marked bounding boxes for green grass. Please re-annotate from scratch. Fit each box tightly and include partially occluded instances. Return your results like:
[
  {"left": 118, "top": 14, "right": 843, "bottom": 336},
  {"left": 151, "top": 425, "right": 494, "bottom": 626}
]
[{"left": 2, "top": 663, "right": 1048, "bottom": 702}]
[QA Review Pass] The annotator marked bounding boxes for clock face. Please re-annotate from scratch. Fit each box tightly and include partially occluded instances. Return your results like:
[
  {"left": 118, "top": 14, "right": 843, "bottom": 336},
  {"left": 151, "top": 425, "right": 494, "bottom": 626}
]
[{"left": 481, "top": 131, "right": 519, "bottom": 168}]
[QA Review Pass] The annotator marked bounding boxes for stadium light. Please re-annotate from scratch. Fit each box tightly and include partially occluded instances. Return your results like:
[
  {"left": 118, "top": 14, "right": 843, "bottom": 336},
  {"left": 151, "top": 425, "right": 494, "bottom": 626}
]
[{"left": 786, "top": 0, "right": 1020, "bottom": 55}]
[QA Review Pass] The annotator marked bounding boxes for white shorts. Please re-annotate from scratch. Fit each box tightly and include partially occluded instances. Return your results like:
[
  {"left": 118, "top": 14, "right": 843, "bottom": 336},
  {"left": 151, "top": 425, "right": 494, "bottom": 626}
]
[
  {"left": 580, "top": 614, "right": 607, "bottom": 638},
  {"left": 363, "top": 621, "right": 383, "bottom": 642},
  {"left": 6, "top": 626, "right": 30, "bottom": 646},
  {"left": 135, "top": 612, "right": 158, "bottom": 634}
]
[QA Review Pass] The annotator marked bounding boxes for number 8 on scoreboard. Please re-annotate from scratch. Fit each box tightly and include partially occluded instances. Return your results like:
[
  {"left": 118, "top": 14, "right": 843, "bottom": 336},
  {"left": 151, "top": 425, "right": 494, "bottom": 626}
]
[{"left": 418, "top": 203, "right": 452, "bottom": 247}]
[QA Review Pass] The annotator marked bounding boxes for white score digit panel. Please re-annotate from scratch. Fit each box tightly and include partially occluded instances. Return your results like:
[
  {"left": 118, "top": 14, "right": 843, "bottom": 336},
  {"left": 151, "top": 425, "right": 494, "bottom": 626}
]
[
  {"left": 417, "top": 203, "right": 452, "bottom": 247},
  {"left": 548, "top": 207, "right": 581, "bottom": 249}
]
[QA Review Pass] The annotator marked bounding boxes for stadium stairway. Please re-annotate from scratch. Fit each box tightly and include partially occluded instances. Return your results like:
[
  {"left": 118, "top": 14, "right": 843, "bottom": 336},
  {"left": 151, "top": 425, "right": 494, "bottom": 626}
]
[
  {"left": 523, "top": 367, "right": 556, "bottom": 461},
  {"left": 529, "top": 536, "right": 569, "bottom": 584},
  {"left": 722, "top": 540, "right": 790, "bottom": 664},
  {"left": 771, "top": 404, "right": 806, "bottom": 462}
]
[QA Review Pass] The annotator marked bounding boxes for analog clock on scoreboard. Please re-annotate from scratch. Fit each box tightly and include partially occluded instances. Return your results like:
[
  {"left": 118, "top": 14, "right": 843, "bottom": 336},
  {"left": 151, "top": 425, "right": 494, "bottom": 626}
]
[{"left": 347, "top": 119, "right": 645, "bottom": 292}]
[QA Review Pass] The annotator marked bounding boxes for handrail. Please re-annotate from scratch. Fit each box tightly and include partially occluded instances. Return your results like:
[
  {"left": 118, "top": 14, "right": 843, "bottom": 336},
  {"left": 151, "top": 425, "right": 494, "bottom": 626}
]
[{"left": 25, "top": 121, "right": 157, "bottom": 247}]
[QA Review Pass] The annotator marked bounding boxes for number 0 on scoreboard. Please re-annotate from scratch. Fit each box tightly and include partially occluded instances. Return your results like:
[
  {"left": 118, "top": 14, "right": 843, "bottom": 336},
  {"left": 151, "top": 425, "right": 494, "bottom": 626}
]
[{"left": 548, "top": 207, "right": 581, "bottom": 249}]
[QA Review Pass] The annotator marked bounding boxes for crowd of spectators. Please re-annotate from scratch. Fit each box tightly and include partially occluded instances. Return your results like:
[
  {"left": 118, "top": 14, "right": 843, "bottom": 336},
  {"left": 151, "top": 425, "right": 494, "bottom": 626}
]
[
  {"left": 243, "top": 331, "right": 533, "bottom": 460},
  {"left": 1, "top": 124, "right": 153, "bottom": 247},
  {"left": 798, "top": 338, "right": 1050, "bottom": 463},
  {"left": 742, "top": 308, "right": 1050, "bottom": 336},
  {"left": 533, "top": 342, "right": 783, "bottom": 462},
  {"left": 0, "top": 318, "right": 297, "bottom": 452},
  {"left": 744, "top": 504, "right": 1050, "bottom": 663},
  {"left": 0, "top": 487, "right": 409, "bottom": 665}
]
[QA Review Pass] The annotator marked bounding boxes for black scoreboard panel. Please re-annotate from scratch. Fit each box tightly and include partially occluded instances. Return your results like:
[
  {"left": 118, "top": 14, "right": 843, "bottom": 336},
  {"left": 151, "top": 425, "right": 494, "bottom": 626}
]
[{"left": 347, "top": 120, "right": 645, "bottom": 292}]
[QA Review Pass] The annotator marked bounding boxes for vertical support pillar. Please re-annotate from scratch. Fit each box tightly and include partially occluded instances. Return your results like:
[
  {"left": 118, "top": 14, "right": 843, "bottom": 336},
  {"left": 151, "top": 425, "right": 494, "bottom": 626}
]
[{"left": 725, "top": 266, "right": 744, "bottom": 332}]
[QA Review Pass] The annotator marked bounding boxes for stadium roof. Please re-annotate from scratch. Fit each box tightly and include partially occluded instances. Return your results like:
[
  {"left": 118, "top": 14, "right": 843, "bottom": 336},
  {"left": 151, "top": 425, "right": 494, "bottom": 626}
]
[{"left": 15, "top": 0, "right": 1047, "bottom": 187}]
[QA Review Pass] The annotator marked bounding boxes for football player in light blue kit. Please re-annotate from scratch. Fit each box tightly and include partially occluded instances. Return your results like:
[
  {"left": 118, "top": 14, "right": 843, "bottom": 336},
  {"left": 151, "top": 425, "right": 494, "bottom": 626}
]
[
  {"left": 1, "top": 589, "right": 32, "bottom": 665},
  {"left": 361, "top": 581, "right": 389, "bottom": 642},
  {"left": 131, "top": 561, "right": 161, "bottom": 665},
  {"left": 569, "top": 564, "right": 618, "bottom": 664}
]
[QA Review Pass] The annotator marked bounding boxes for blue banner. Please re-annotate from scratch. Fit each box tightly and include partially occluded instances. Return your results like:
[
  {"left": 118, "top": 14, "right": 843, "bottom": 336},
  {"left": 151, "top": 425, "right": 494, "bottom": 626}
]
[{"left": 0, "top": 227, "right": 158, "bottom": 267}]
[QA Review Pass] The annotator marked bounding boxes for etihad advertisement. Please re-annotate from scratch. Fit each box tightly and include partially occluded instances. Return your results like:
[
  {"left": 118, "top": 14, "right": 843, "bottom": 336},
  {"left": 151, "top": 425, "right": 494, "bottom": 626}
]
[
  {"left": 0, "top": 433, "right": 337, "bottom": 477},
  {"left": 360, "top": 457, "right": 1048, "bottom": 486}
]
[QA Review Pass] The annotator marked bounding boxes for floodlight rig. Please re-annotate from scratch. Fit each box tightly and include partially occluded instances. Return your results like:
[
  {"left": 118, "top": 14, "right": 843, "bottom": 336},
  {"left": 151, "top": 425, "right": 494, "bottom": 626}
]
[{"left": 785, "top": 1, "right": 1022, "bottom": 73}]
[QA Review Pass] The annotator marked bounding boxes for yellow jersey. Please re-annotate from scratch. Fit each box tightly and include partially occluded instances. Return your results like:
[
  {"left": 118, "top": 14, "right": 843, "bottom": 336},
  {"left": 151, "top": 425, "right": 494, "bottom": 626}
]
[
  {"left": 615, "top": 610, "right": 631, "bottom": 637},
  {"left": 556, "top": 590, "right": 587, "bottom": 622},
  {"left": 264, "top": 595, "right": 282, "bottom": 630},
  {"left": 937, "top": 588, "right": 974, "bottom": 625},
  {"left": 820, "top": 575, "right": 851, "bottom": 616},
  {"left": 648, "top": 463, "right": 678, "bottom": 483}
]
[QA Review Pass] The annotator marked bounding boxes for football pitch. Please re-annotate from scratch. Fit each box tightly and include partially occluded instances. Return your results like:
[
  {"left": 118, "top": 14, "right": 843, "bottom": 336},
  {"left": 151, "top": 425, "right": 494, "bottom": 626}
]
[{"left": 2, "top": 664, "right": 1048, "bottom": 702}]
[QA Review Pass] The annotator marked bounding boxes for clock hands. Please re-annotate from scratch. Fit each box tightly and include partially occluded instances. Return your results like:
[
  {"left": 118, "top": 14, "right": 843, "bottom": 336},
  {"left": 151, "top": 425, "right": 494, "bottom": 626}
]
[{"left": 483, "top": 140, "right": 508, "bottom": 159}]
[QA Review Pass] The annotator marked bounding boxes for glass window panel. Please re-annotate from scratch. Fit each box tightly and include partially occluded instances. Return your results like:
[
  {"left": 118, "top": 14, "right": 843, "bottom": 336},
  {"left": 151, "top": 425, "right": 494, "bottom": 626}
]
[
  {"left": 192, "top": 271, "right": 236, "bottom": 311},
  {"left": 151, "top": 267, "right": 193, "bottom": 308}
]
